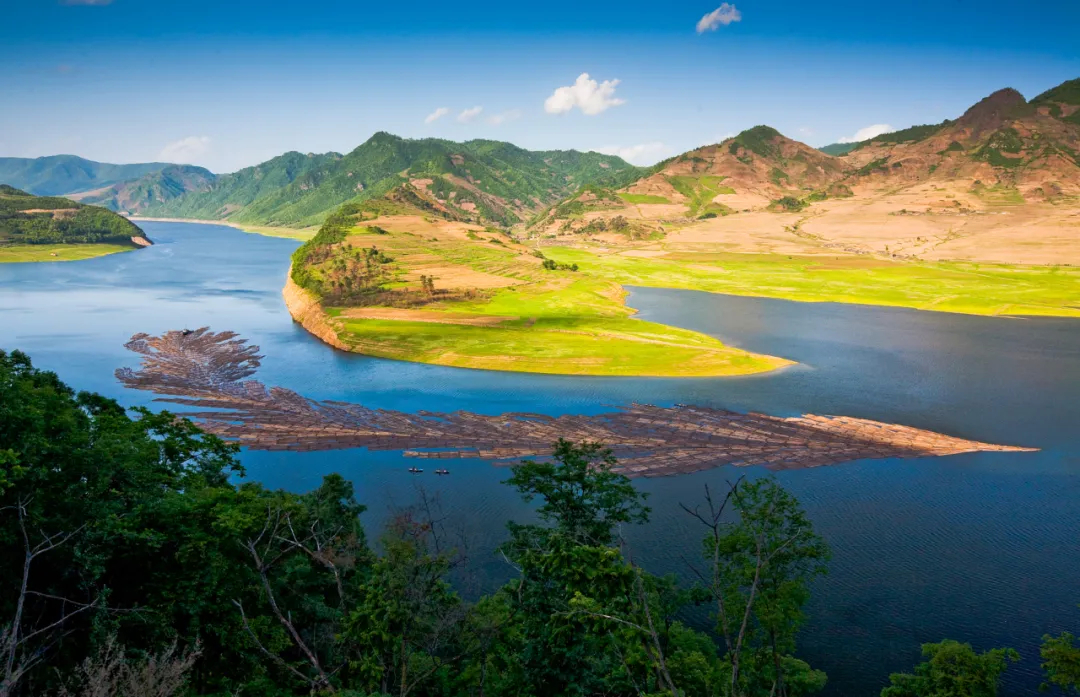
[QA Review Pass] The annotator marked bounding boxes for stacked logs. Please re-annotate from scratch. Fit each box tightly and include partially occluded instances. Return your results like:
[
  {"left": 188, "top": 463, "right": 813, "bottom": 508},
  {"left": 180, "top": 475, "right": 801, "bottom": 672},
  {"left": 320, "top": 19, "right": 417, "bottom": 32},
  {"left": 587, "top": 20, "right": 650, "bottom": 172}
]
[{"left": 116, "top": 329, "right": 1037, "bottom": 477}]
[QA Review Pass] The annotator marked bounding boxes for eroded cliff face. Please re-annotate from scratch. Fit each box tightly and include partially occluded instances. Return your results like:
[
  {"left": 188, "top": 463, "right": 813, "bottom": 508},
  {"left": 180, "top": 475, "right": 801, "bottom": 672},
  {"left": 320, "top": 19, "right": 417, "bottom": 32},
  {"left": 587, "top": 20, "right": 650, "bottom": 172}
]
[{"left": 282, "top": 269, "right": 348, "bottom": 351}]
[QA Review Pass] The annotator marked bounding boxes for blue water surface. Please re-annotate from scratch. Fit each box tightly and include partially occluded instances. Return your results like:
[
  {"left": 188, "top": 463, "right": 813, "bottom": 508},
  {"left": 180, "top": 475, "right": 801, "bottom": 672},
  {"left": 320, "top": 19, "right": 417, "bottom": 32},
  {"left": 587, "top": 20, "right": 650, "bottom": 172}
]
[{"left": 2, "top": 221, "right": 1078, "bottom": 695}]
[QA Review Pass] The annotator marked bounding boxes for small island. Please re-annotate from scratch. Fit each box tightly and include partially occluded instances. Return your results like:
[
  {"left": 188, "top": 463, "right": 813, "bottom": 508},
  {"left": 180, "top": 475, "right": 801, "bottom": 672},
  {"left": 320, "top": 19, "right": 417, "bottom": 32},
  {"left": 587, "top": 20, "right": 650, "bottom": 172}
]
[{"left": 0, "top": 184, "right": 151, "bottom": 263}]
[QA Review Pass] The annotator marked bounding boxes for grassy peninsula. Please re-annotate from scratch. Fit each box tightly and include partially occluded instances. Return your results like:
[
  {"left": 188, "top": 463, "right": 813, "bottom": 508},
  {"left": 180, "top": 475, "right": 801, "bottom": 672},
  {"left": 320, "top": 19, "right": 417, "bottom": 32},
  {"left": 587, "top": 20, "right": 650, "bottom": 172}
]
[
  {"left": 286, "top": 205, "right": 791, "bottom": 377},
  {"left": 0, "top": 184, "right": 149, "bottom": 263}
]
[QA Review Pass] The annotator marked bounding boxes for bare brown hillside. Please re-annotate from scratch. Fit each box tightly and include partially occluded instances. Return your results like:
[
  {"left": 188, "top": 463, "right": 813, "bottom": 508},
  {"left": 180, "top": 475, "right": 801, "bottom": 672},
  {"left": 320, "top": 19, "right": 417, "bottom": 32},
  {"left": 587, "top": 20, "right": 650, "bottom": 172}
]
[{"left": 526, "top": 80, "right": 1080, "bottom": 265}]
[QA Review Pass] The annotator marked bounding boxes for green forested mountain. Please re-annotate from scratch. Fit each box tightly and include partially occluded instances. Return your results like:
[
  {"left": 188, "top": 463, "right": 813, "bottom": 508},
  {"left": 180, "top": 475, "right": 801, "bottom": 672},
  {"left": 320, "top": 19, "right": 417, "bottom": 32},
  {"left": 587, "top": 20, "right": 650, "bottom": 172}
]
[
  {"left": 138, "top": 133, "right": 642, "bottom": 227},
  {"left": 130, "top": 150, "right": 341, "bottom": 222},
  {"left": 0, "top": 155, "right": 172, "bottom": 196},
  {"left": 0, "top": 184, "right": 147, "bottom": 246},
  {"left": 818, "top": 142, "right": 857, "bottom": 156},
  {"left": 73, "top": 164, "right": 216, "bottom": 213}
]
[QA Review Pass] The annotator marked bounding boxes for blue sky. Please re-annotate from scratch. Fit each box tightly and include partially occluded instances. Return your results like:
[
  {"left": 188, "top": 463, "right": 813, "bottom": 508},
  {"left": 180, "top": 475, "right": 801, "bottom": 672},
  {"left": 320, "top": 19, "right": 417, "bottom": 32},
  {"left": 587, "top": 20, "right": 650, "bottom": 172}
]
[{"left": 3, "top": 0, "right": 1078, "bottom": 172}]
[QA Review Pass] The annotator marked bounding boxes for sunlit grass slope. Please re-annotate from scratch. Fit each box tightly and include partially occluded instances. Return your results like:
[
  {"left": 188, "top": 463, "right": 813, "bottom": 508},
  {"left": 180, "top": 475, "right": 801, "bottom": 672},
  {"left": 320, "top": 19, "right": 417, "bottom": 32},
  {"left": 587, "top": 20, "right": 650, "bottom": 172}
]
[
  {"left": 0, "top": 243, "right": 137, "bottom": 263},
  {"left": 312, "top": 222, "right": 792, "bottom": 377},
  {"left": 545, "top": 248, "right": 1080, "bottom": 318}
]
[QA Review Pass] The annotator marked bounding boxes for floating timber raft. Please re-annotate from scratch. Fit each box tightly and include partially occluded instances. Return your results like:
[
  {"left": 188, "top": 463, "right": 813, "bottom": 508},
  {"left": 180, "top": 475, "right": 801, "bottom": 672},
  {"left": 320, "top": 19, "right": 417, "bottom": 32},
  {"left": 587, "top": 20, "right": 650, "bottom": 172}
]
[{"left": 116, "top": 328, "right": 1037, "bottom": 477}]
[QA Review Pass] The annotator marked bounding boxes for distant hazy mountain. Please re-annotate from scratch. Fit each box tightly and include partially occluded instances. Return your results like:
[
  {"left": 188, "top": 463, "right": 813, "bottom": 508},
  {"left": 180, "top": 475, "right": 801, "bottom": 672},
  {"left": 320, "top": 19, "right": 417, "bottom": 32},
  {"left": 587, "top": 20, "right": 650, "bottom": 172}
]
[
  {"left": 0, "top": 155, "right": 173, "bottom": 196},
  {"left": 0, "top": 184, "right": 147, "bottom": 247},
  {"left": 132, "top": 151, "right": 343, "bottom": 223},
  {"left": 71, "top": 165, "right": 217, "bottom": 213}
]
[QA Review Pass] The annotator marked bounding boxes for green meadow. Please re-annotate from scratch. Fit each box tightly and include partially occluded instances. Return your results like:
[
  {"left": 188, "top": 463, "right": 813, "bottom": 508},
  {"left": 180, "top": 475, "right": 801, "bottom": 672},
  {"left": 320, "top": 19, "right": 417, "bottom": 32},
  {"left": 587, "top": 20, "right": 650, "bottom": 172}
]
[
  {"left": 544, "top": 248, "right": 1080, "bottom": 318},
  {"left": 332, "top": 276, "right": 792, "bottom": 377},
  {"left": 664, "top": 175, "right": 736, "bottom": 216},
  {"left": 310, "top": 224, "right": 791, "bottom": 377},
  {"left": 0, "top": 243, "right": 137, "bottom": 263},
  {"left": 617, "top": 193, "right": 671, "bottom": 204}
]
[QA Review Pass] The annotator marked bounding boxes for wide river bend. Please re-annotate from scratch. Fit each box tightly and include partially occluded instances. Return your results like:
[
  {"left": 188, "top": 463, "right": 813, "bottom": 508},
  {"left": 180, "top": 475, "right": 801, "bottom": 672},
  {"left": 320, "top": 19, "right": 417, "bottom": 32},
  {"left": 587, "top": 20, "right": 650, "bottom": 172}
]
[{"left": 1, "top": 221, "right": 1078, "bottom": 695}]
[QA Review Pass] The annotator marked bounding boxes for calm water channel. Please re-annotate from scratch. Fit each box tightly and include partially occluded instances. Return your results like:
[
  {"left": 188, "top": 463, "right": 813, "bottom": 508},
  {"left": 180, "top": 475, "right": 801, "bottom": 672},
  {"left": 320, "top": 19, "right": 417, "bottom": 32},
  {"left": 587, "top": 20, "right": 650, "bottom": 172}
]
[{"left": 2, "top": 221, "right": 1078, "bottom": 695}]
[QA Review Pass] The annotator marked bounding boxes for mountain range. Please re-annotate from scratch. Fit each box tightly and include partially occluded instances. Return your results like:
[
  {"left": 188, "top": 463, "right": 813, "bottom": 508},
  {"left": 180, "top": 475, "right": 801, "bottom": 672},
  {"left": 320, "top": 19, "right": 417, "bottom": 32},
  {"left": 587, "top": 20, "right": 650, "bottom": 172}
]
[{"left": 2, "top": 77, "right": 1077, "bottom": 239}]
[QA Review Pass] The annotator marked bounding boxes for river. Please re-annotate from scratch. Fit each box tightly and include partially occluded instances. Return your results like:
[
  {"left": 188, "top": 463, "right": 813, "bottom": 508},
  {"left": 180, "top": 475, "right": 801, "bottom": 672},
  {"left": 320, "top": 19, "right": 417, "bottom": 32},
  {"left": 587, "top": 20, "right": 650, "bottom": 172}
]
[{"left": 2, "top": 221, "right": 1078, "bottom": 695}]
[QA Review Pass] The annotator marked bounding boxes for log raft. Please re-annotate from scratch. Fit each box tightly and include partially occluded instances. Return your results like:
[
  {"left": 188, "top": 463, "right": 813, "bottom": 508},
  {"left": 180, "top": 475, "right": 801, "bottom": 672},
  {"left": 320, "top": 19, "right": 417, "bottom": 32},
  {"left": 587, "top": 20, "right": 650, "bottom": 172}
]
[{"left": 115, "top": 328, "right": 1037, "bottom": 477}]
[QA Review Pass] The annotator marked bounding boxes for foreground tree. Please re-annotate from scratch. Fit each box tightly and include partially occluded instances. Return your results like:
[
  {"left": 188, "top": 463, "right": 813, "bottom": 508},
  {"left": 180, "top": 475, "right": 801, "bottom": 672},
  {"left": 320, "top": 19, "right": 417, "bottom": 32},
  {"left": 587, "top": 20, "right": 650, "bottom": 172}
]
[
  {"left": 1042, "top": 627, "right": 1080, "bottom": 694},
  {"left": 683, "top": 477, "right": 829, "bottom": 697},
  {"left": 881, "top": 640, "right": 1019, "bottom": 697}
]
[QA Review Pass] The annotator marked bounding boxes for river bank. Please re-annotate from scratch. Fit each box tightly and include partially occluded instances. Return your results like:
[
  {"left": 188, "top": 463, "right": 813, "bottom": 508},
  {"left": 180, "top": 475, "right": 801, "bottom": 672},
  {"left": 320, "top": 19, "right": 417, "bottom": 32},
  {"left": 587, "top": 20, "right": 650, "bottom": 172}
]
[
  {"left": 128, "top": 216, "right": 316, "bottom": 241},
  {"left": 0, "top": 242, "right": 142, "bottom": 263}
]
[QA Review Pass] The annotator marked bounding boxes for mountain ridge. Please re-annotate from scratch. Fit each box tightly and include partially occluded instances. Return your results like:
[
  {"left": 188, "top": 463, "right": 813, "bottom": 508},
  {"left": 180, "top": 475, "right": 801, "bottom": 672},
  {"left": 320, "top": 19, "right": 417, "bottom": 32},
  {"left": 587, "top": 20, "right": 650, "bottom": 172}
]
[
  {"left": 0, "top": 155, "right": 174, "bottom": 197},
  {"left": 129, "top": 133, "right": 644, "bottom": 228}
]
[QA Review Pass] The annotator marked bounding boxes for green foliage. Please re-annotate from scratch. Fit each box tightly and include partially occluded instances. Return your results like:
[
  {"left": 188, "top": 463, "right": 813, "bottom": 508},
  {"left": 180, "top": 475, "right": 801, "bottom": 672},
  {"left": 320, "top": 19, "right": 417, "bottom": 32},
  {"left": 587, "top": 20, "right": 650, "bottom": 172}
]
[
  {"left": 0, "top": 188, "right": 146, "bottom": 247},
  {"left": 852, "top": 122, "right": 951, "bottom": 150},
  {"left": 855, "top": 157, "right": 891, "bottom": 177},
  {"left": 977, "top": 128, "right": 1026, "bottom": 168},
  {"left": 938, "top": 141, "right": 965, "bottom": 155},
  {"left": 1031, "top": 77, "right": 1080, "bottom": 107},
  {"left": 1041, "top": 631, "right": 1080, "bottom": 693},
  {"left": 697, "top": 478, "right": 830, "bottom": 697},
  {"left": 770, "top": 167, "right": 791, "bottom": 185},
  {"left": 505, "top": 440, "right": 649, "bottom": 545},
  {"left": 727, "top": 126, "right": 784, "bottom": 159},
  {"left": 773, "top": 196, "right": 806, "bottom": 212},
  {"left": 140, "top": 133, "right": 646, "bottom": 228},
  {"left": 9, "top": 351, "right": 1072, "bottom": 697},
  {"left": 541, "top": 258, "right": 578, "bottom": 271},
  {"left": 818, "top": 143, "right": 857, "bottom": 156},
  {"left": 881, "top": 640, "right": 1019, "bottom": 697},
  {"left": 618, "top": 192, "right": 671, "bottom": 204},
  {"left": 666, "top": 175, "right": 735, "bottom": 217}
]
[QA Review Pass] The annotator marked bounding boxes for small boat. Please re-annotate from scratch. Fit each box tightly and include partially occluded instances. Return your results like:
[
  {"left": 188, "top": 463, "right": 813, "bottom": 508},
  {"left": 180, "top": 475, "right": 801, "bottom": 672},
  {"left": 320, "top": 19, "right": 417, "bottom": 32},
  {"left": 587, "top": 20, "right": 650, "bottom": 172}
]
[
  {"left": 408, "top": 467, "right": 424, "bottom": 473},
  {"left": 435, "top": 468, "right": 450, "bottom": 475}
]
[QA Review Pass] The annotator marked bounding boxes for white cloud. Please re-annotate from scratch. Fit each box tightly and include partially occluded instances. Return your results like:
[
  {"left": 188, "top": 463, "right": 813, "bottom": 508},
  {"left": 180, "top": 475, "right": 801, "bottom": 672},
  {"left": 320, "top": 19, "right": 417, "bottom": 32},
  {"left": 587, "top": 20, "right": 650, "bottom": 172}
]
[
  {"left": 696, "top": 3, "right": 741, "bottom": 33},
  {"left": 457, "top": 106, "right": 484, "bottom": 123},
  {"left": 838, "top": 124, "right": 894, "bottom": 143},
  {"left": 544, "top": 73, "right": 626, "bottom": 116},
  {"left": 487, "top": 109, "right": 523, "bottom": 126},
  {"left": 593, "top": 142, "right": 669, "bottom": 166},
  {"left": 424, "top": 107, "right": 450, "bottom": 124},
  {"left": 159, "top": 136, "right": 212, "bottom": 164}
]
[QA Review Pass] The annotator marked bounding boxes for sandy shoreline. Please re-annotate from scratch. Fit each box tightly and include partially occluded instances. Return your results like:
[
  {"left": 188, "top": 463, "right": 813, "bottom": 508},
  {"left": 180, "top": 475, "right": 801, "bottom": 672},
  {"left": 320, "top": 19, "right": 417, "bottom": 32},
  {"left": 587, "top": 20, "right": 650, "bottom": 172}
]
[{"left": 127, "top": 216, "right": 315, "bottom": 240}]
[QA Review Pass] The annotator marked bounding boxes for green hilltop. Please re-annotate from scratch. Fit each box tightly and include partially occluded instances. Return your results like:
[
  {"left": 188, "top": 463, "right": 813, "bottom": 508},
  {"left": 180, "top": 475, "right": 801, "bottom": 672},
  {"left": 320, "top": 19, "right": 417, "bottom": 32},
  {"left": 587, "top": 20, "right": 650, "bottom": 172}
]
[{"left": 0, "top": 185, "right": 148, "bottom": 261}]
